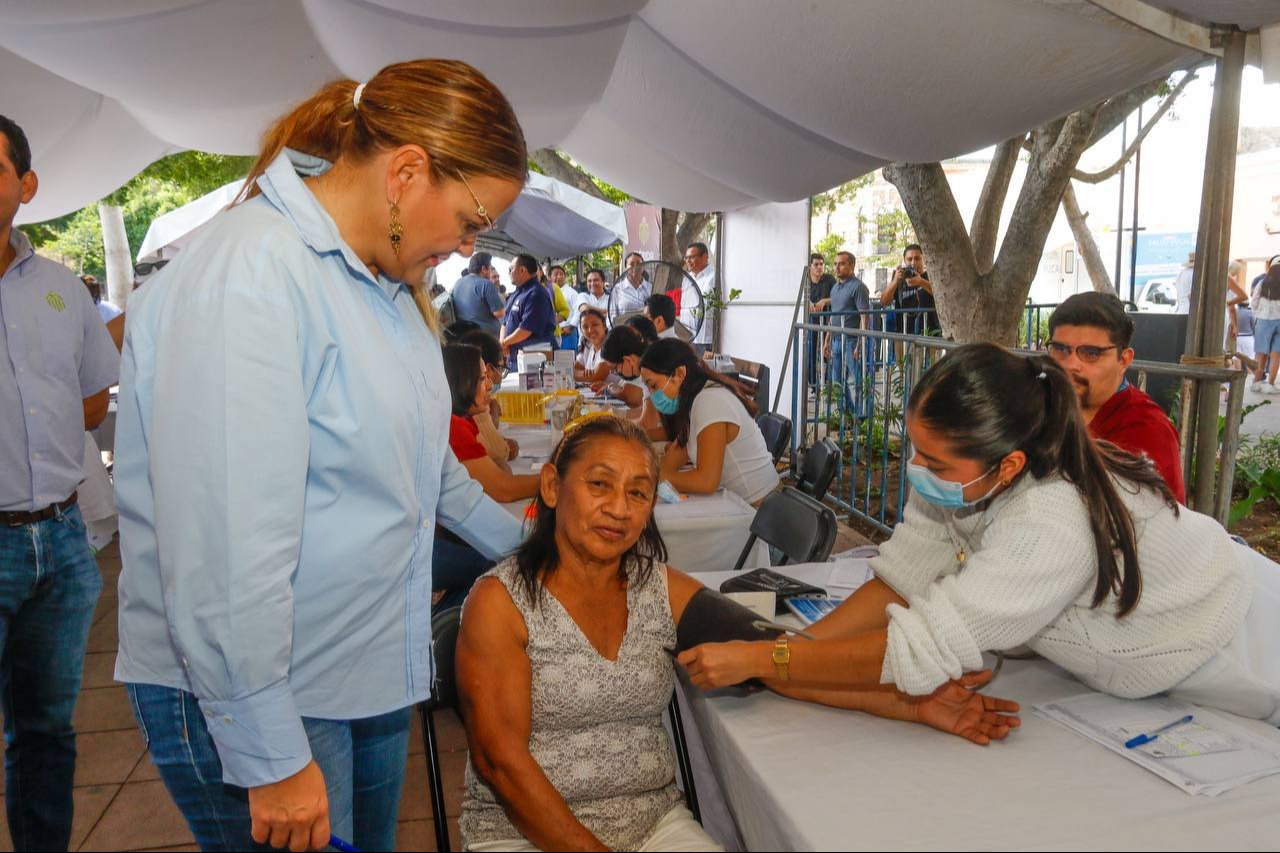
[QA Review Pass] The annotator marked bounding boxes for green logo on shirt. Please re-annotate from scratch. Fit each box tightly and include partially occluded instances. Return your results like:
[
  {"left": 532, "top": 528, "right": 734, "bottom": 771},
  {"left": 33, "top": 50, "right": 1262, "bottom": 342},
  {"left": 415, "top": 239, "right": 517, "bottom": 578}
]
[{"left": 46, "top": 291, "right": 67, "bottom": 312}]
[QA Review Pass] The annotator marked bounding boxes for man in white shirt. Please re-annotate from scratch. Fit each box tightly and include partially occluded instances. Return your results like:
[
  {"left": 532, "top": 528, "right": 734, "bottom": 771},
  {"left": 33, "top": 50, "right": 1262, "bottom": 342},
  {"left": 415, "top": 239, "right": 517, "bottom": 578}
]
[
  {"left": 684, "top": 241, "right": 715, "bottom": 355},
  {"left": 549, "top": 264, "right": 579, "bottom": 352},
  {"left": 1173, "top": 252, "right": 1195, "bottom": 315},
  {"left": 576, "top": 268, "right": 610, "bottom": 330},
  {"left": 644, "top": 293, "right": 680, "bottom": 339}
]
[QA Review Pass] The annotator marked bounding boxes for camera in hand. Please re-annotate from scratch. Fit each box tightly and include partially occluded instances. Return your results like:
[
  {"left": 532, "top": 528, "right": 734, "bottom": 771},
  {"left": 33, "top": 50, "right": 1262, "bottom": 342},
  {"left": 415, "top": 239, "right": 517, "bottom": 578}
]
[{"left": 900, "top": 266, "right": 917, "bottom": 279}]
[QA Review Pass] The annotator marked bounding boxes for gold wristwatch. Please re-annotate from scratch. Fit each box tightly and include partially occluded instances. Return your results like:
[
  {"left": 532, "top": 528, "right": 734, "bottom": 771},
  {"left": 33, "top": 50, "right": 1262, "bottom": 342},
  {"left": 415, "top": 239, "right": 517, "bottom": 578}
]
[{"left": 771, "top": 636, "right": 791, "bottom": 680}]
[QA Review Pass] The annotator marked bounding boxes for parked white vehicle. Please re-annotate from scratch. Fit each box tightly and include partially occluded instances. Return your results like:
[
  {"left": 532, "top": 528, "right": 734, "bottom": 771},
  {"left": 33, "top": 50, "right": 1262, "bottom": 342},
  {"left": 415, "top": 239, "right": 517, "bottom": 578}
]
[{"left": 1135, "top": 277, "right": 1178, "bottom": 313}]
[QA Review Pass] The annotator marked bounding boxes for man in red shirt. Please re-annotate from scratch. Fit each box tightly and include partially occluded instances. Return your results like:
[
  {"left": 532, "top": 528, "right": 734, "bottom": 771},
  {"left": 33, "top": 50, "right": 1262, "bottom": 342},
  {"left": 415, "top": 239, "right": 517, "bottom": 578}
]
[{"left": 1047, "top": 292, "right": 1186, "bottom": 503}]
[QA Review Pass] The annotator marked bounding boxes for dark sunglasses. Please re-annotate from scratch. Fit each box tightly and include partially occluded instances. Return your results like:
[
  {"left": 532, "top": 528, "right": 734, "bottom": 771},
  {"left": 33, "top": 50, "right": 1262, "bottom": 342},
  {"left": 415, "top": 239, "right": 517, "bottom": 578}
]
[
  {"left": 1046, "top": 341, "right": 1118, "bottom": 363},
  {"left": 134, "top": 259, "right": 170, "bottom": 277}
]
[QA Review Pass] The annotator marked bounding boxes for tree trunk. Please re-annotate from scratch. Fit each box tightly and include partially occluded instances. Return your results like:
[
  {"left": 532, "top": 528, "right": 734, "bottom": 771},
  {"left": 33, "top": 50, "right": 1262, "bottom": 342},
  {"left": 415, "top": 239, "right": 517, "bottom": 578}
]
[
  {"left": 99, "top": 204, "right": 132, "bottom": 311},
  {"left": 1061, "top": 183, "right": 1114, "bottom": 293},
  {"left": 969, "top": 137, "right": 1022, "bottom": 273}
]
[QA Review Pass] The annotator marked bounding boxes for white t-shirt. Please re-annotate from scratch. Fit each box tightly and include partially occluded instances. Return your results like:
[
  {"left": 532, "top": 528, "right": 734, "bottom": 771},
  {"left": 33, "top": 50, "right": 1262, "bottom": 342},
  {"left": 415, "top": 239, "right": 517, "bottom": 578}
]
[
  {"left": 577, "top": 342, "right": 604, "bottom": 373},
  {"left": 686, "top": 385, "right": 778, "bottom": 504},
  {"left": 1253, "top": 295, "right": 1280, "bottom": 322},
  {"left": 576, "top": 291, "right": 610, "bottom": 330},
  {"left": 658, "top": 326, "right": 679, "bottom": 340},
  {"left": 559, "top": 285, "right": 580, "bottom": 330}
]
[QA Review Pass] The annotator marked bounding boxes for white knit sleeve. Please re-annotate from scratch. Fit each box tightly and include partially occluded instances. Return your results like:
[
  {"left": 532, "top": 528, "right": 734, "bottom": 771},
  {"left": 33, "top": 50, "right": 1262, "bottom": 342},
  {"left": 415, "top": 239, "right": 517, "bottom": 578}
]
[
  {"left": 881, "top": 486, "right": 1098, "bottom": 695},
  {"left": 870, "top": 490, "right": 955, "bottom": 598}
]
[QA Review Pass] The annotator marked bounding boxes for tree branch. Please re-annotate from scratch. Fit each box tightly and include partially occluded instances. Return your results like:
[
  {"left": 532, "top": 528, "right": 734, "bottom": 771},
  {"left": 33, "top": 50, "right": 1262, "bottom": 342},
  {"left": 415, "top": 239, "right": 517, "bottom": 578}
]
[
  {"left": 676, "top": 212, "right": 712, "bottom": 251},
  {"left": 1071, "top": 71, "right": 1197, "bottom": 184},
  {"left": 1061, "top": 183, "right": 1114, "bottom": 293},
  {"left": 530, "top": 148, "right": 612, "bottom": 203},
  {"left": 969, "top": 136, "right": 1023, "bottom": 274}
]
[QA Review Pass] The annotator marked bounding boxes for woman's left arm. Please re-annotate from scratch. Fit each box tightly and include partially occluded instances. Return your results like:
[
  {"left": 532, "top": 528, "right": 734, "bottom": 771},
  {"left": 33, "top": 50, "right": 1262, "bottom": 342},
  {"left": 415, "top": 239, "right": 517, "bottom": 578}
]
[{"left": 436, "top": 446, "right": 524, "bottom": 561}]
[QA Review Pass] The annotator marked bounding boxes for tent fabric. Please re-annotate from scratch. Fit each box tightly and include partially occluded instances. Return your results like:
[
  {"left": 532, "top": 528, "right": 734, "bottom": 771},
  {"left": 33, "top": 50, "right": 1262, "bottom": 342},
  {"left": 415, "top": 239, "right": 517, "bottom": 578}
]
[
  {"left": 134, "top": 169, "right": 625, "bottom": 264},
  {"left": 3, "top": 0, "right": 1272, "bottom": 223}
]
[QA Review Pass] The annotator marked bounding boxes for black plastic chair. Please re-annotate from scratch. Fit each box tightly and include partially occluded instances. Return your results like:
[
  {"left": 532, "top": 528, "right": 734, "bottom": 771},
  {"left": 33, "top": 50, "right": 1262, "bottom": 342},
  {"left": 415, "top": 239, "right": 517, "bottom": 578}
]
[
  {"left": 733, "top": 486, "right": 837, "bottom": 570},
  {"left": 419, "top": 606, "right": 463, "bottom": 853},
  {"left": 795, "top": 438, "right": 840, "bottom": 502},
  {"left": 756, "top": 413, "right": 792, "bottom": 463},
  {"left": 667, "top": 693, "right": 701, "bottom": 823}
]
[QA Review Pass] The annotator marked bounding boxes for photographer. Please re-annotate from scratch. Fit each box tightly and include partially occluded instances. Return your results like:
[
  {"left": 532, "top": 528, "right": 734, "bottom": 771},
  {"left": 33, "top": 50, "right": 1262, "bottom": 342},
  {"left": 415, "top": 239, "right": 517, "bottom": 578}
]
[{"left": 880, "top": 243, "right": 936, "bottom": 336}]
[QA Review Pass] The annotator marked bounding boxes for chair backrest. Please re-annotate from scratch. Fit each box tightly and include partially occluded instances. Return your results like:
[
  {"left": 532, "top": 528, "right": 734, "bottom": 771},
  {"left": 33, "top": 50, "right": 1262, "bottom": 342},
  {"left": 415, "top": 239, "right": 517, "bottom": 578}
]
[
  {"left": 756, "top": 413, "right": 792, "bottom": 463},
  {"left": 430, "top": 606, "right": 463, "bottom": 709},
  {"left": 728, "top": 356, "right": 771, "bottom": 415},
  {"left": 734, "top": 486, "right": 837, "bottom": 569},
  {"left": 796, "top": 438, "right": 840, "bottom": 502}
]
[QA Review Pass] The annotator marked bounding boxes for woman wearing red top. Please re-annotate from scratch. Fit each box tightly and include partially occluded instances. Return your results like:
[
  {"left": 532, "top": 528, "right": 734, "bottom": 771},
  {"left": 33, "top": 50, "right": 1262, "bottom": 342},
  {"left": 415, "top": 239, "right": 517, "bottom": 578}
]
[{"left": 434, "top": 344, "right": 540, "bottom": 609}]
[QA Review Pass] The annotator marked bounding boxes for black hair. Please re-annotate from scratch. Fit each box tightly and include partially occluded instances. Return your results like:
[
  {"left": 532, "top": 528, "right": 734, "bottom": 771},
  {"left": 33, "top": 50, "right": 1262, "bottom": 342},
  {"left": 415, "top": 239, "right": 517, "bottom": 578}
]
[
  {"left": 625, "top": 314, "right": 659, "bottom": 344},
  {"left": 908, "top": 343, "right": 1177, "bottom": 617},
  {"left": 640, "top": 338, "right": 758, "bottom": 447},
  {"left": 548, "top": 264, "right": 565, "bottom": 275},
  {"left": 467, "top": 252, "right": 493, "bottom": 274},
  {"left": 1259, "top": 264, "right": 1280, "bottom": 302},
  {"left": 903, "top": 244, "right": 922, "bottom": 256},
  {"left": 601, "top": 325, "right": 646, "bottom": 364},
  {"left": 578, "top": 307, "right": 608, "bottom": 349},
  {"left": 0, "top": 115, "right": 32, "bottom": 176},
  {"left": 458, "top": 329, "right": 503, "bottom": 368},
  {"left": 687, "top": 242, "right": 709, "bottom": 257},
  {"left": 514, "top": 416, "right": 667, "bottom": 604},
  {"left": 645, "top": 293, "right": 676, "bottom": 329},
  {"left": 1048, "top": 292, "right": 1135, "bottom": 350},
  {"left": 809, "top": 253, "right": 824, "bottom": 264},
  {"left": 513, "top": 253, "right": 538, "bottom": 276},
  {"left": 585, "top": 267, "right": 606, "bottom": 282},
  {"left": 444, "top": 319, "right": 481, "bottom": 343},
  {"left": 442, "top": 343, "right": 485, "bottom": 416},
  {"left": 623, "top": 252, "right": 644, "bottom": 267}
]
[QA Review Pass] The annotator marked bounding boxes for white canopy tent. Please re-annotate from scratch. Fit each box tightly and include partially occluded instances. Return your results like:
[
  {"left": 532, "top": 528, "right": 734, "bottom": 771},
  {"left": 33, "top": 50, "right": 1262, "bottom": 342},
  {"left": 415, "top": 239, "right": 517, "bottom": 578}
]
[
  {"left": 5, "top": 1, "right": 1278, "bottom": 225},
  {"left": 134, "top": 169, "right": 626, "bottom": 265}
]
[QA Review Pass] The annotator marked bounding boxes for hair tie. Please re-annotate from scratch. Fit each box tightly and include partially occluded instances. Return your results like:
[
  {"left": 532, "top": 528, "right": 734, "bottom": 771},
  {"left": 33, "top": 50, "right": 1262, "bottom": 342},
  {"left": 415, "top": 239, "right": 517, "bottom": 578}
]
[{"left": 352, "top": 81, "right": 367, "bottom": 110}]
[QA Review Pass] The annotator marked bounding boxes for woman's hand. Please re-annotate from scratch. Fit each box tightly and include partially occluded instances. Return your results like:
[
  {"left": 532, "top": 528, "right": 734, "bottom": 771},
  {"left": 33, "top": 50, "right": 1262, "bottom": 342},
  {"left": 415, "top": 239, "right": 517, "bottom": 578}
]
[
  {"left": 678, "top": 641, "right": 769, "bottom": 689},
  {"left": 908, "top": 670, "right": 1020, "bottom": 746},
  {"left": 248, "top": 759, "right": 329, "bottom": 851},
  {"left": 506, "top": 438, "right": 520, "bottom": 461}
]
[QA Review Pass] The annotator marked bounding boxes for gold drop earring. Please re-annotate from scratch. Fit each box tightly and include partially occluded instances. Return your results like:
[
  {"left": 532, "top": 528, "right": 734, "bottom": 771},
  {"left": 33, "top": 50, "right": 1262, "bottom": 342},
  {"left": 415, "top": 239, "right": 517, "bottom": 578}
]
[{"left": 388, "top": 201, "right": 403, "bottom": 258}]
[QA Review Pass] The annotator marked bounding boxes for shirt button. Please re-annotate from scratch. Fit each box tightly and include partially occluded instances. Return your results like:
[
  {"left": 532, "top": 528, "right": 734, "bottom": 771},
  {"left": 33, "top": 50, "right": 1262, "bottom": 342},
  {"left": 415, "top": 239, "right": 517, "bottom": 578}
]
[{"left": 222, "top": 715, "right": 233, "bottom": 725}]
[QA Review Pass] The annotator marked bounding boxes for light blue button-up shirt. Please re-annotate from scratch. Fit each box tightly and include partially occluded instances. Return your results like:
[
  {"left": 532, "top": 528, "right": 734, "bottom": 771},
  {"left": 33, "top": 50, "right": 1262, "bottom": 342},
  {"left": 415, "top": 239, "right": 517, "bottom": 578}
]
[
  {"left": 0, "top": 229, "right": 119, "bottom": 511},
  {"left": 114, "top": 151, "right": 523, "bottom": 788}
]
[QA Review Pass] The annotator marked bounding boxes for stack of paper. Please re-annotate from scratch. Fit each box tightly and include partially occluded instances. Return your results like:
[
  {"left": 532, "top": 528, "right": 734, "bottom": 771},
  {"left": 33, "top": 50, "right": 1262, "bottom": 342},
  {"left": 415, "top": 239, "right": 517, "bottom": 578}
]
[{"left": 1036, "top": 692, "right": 1280, "bottom": 796}]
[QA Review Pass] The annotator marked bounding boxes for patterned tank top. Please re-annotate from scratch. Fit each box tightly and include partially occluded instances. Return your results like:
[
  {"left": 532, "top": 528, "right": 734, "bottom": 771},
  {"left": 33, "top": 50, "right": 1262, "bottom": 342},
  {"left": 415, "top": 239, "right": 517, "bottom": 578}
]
[{"left": 459, "top": 556, "right": 682, "bottom": 850}]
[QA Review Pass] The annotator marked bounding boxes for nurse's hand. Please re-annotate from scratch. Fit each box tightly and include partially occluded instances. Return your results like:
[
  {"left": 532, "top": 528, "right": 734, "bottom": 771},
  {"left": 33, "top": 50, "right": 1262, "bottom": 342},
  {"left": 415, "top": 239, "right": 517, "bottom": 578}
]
[
  {"left": 678, "top": 641, "right": 769, "bottom": 689},
  {"left": 910, "top": 670, "right": 1021, "bottom": 746},
  {"left": 249, "top": 760, "right": 330, "bottom": 851}
]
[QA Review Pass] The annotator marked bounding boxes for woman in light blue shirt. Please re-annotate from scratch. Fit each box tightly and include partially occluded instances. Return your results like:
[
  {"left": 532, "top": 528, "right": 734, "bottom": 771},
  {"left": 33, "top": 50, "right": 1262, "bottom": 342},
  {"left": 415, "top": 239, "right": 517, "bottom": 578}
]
[{"left": 114, "top": 60, "right": 527, "bottom": 852}]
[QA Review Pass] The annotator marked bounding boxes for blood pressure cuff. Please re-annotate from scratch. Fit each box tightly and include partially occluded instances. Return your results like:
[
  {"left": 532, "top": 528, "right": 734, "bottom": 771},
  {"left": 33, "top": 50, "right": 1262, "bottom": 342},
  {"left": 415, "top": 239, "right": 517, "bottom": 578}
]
[{"left": 675, "top": 588, "right": 782, "bottom": 691}]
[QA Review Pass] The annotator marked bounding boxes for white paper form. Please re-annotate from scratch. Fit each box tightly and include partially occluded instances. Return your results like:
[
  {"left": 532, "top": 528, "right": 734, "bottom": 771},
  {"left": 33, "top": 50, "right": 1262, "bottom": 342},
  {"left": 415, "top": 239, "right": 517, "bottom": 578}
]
[{"left": 1036, "top": 692, "right": 1280, "bottom": 796}]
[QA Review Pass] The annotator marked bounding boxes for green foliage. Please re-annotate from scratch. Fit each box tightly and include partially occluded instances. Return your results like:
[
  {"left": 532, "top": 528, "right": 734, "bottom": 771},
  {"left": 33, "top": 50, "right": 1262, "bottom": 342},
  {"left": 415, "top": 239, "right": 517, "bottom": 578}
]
[
  {"left": 872, "top": 208, "right": 915, "bottom": 259},
  {"left": 812, "top": 232, "right": 846, "bottom": 269},
  {"left": 1229, "top": 432, "right": 1280, "bottom": 525},
  {"left": 810, "top": 174, "right": 873, "bottom": 220},
  {"left": 22, "top": 151, "right": 251, "bottom": 277}
]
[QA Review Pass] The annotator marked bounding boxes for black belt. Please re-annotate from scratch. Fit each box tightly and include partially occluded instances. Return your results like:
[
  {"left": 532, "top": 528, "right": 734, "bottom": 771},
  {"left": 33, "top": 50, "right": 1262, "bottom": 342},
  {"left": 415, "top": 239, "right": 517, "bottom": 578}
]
[{"left": 2, "top": 493, "right": 78, "bottom": 527}]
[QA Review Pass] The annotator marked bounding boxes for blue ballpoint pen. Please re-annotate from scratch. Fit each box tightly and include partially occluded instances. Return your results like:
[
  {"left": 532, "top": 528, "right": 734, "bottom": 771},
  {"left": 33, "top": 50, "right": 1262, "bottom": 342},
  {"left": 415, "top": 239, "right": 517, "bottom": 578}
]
[
  {"left": 329, "top": 835, "right": 360, "bottom": 852},
  {"left": 1124, "top": 714, "right": 1194, "bottom": 749}
]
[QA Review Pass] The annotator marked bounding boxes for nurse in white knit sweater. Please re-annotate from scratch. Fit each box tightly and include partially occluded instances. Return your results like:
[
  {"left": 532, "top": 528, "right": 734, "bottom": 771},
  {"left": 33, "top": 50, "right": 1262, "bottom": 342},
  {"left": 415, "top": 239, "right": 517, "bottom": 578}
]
[{"left": 680, "top": 343, "right": 1280, "bottom": 730}]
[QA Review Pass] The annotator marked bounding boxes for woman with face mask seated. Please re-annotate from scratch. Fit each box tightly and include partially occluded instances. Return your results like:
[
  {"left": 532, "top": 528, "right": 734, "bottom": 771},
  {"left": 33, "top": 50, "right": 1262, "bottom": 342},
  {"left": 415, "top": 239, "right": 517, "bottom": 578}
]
[
  {"left": 434, "top": 343, "right": 541, "bottom": 610},
  {"left": 678, "top": 344, "right": 1280, "bottom": 731},
  {"left": 456, "top": 416, "right": 1006, "bottom": 851},
  {"left": 639, "top": 339, "right": 779, "bottom": 506}
]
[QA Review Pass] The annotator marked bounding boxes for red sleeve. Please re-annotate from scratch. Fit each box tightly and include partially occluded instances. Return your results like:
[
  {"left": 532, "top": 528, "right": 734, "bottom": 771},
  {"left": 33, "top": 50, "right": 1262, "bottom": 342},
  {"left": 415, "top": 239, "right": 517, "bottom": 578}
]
[
  {"left": 448, "top": 415, "right": 488, "bottom": 462},
  {"left": 1092, "top": 393, "right": 1186, "bottom": 504}
]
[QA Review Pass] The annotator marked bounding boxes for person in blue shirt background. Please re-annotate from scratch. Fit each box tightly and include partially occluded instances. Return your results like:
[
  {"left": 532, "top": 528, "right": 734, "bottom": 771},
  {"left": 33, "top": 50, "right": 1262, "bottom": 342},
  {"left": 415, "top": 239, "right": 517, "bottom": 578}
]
[
  {"left": 499, "top": 253, "right": 556, "bottom": 370},
  {"left": 0, "top": 114, "right": 120, "bottom": 853},
  {"left": 113, "top": 60, "right": 528, "bottom": 853},
  {"left": 452, "top": 251, "right": 506, "bottom": 336}
]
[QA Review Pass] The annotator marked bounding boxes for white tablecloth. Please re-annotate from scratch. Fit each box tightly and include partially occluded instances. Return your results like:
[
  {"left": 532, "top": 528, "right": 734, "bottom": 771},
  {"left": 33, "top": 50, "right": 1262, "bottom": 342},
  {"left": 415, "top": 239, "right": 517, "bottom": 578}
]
[
  {"left": 499, "top": 424, "right": 769, "bottom": 574},
  {"left": 680, "top": 562, "right": 1280, "bottom": 851}
]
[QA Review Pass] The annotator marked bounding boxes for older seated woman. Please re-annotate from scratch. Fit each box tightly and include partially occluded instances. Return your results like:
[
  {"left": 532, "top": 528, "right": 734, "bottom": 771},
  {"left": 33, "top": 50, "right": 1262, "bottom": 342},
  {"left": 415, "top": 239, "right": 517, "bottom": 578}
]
[{"left": 456, "top": 417, "right": 1012, "bottom": 851}]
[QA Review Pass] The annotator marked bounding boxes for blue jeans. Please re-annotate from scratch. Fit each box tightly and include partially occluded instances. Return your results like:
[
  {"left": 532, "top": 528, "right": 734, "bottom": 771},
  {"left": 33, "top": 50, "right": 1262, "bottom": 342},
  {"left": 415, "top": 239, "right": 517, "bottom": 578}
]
[
  {"left": 127, "top": 684, "right": 411, "bottom": 852},
  {"left": 433, "top": 531, "right": 494, "bottom": 612},
  {"left": 0, "top": 504, "right": 102, "bottom": 852},
  {"left": 829, "top": 335, "right": 874, "bottom": 418}
]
